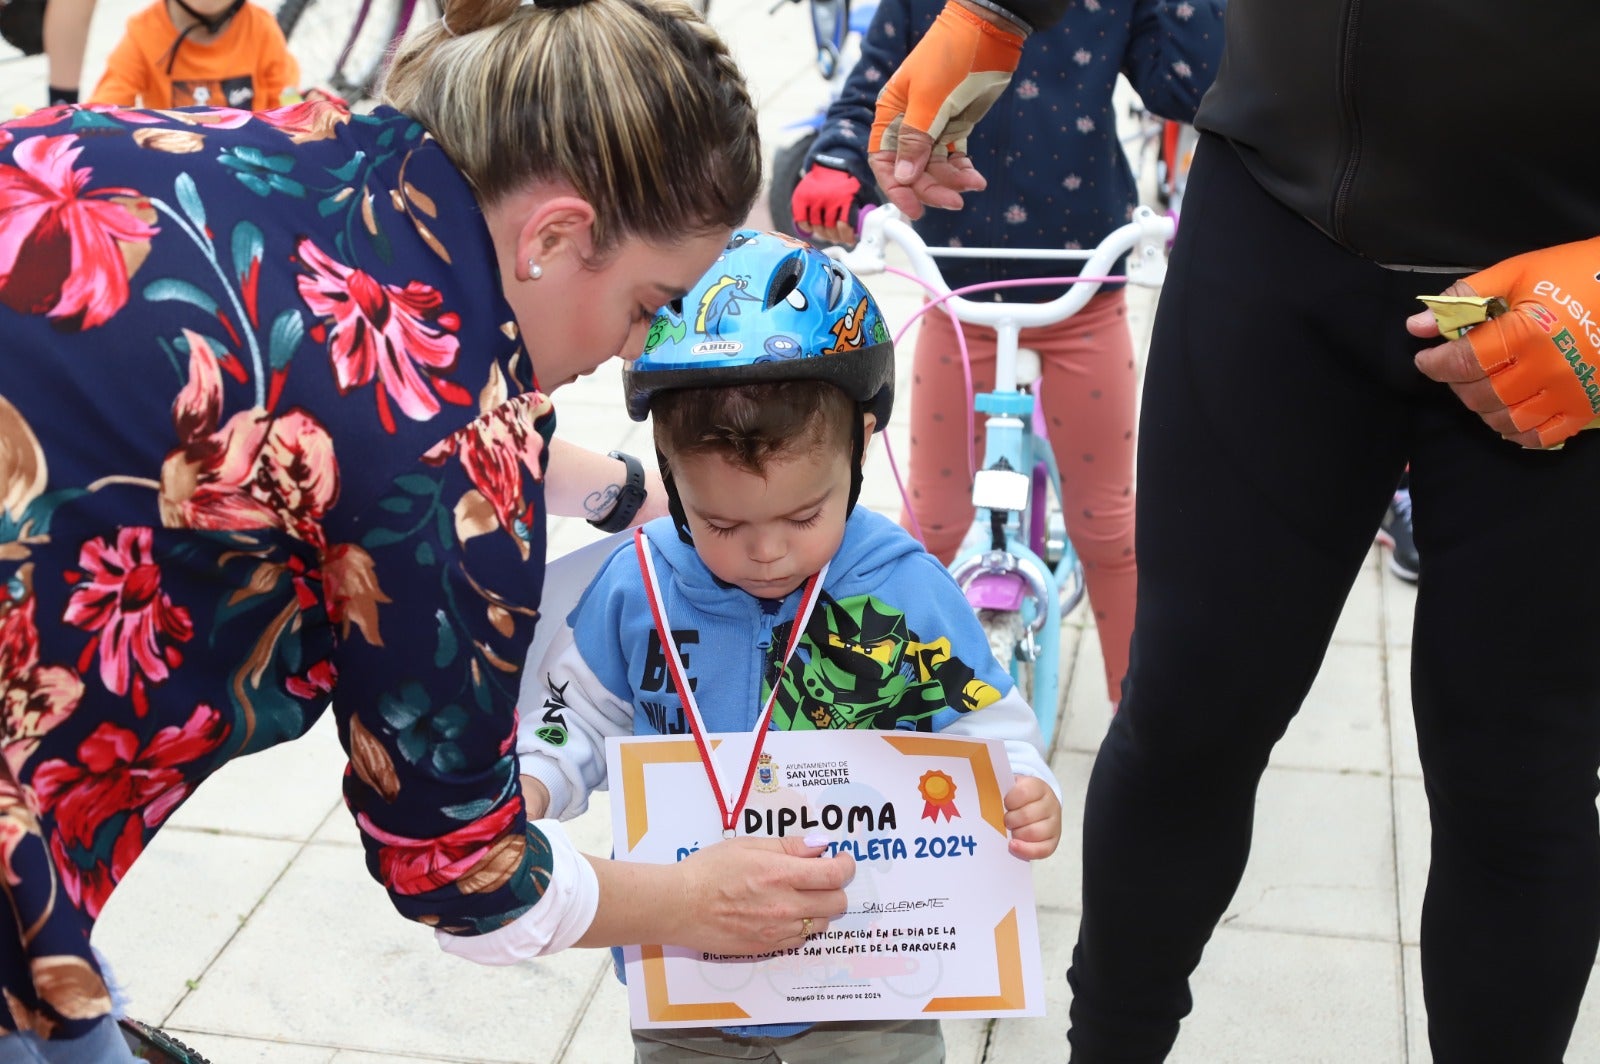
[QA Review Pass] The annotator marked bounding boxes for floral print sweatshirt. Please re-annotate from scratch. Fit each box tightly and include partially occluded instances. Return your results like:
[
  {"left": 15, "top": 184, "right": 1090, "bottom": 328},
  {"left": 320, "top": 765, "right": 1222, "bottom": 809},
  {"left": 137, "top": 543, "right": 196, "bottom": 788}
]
[{"left": 0, "top": 100, "right": 556, "bottom": 1041}]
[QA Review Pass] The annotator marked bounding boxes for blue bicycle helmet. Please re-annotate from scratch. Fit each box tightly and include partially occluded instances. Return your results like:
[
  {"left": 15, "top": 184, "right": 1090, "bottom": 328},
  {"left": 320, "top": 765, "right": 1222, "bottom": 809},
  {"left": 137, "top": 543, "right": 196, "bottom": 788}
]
[
  {"left": 624, "top": 230, "right": 894, "bottom": 425},
  {"left": 623, "top": 230, "right": 896, "bottom": 543}
]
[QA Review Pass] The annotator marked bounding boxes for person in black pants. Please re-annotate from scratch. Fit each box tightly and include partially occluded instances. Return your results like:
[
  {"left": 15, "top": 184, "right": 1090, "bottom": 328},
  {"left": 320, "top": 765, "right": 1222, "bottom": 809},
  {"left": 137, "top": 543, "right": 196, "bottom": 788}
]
[
  {"left": 862, "top": 1, "right": 1600, "bottom": 1059},
  {"left": 1068, "top": 132, "right": 1600, "bottom": 1061}
]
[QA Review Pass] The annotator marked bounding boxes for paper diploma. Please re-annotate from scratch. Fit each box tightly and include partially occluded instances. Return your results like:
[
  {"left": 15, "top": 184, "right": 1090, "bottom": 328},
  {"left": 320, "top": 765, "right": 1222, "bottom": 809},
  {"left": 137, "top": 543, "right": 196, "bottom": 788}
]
[{"left": 606, "top": 729, "right": 1046, "bottom": 1028}]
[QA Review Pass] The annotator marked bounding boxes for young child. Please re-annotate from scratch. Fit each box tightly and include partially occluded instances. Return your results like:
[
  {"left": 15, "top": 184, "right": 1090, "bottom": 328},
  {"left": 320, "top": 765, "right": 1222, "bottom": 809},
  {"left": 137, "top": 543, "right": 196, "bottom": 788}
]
[
  {"left": 518, "top": 232, "right": 1063, "bottom": 1062},
  {"left": 88, "top": 0, "right": 298, "bottom": 110}
]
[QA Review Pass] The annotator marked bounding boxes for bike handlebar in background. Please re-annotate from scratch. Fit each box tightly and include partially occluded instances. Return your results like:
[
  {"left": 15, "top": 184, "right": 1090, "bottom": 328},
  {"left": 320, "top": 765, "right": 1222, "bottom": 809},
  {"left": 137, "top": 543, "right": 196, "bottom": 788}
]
[{"left": 830, "top": 204, "right": 1176, "bottom": 330}]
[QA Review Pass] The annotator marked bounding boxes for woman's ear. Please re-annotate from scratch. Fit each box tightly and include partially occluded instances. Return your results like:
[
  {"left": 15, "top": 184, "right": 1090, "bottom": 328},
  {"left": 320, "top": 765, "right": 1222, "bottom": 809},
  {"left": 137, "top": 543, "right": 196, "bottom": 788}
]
[{"left": 516, "top": 195, "right": 598, "bottom": 279}]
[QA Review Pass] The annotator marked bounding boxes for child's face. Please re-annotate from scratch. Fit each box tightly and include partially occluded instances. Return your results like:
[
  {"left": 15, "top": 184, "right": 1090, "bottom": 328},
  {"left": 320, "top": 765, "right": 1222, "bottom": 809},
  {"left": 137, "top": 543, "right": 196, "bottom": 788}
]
[{"left": 670, "top": 441, "right": 855, "bottom": 601}]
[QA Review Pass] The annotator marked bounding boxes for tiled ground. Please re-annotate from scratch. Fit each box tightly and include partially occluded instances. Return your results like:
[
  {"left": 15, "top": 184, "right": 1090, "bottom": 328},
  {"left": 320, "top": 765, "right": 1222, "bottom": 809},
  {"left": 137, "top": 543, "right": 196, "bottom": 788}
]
[{"left": 8, "top": 3, "right": 1600, "bottom": 1061}]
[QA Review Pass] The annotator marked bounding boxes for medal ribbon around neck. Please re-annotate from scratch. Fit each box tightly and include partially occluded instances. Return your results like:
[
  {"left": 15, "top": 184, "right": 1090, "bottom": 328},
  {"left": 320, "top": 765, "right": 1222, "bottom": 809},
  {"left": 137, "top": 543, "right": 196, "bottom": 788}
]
[{"left": 633, "top": 527, "right": 828, "bottom": 837}]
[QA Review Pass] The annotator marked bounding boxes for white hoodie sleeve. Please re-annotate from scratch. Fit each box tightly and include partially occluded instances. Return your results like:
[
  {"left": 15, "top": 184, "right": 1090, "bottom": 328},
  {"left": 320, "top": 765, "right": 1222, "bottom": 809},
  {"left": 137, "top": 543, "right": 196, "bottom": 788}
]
[
  {"left": 939, "top": 685, "right": 1062, "bottom": 802},
  {"left": 516, "top": 619, "right": 635, "bottom": 821}
]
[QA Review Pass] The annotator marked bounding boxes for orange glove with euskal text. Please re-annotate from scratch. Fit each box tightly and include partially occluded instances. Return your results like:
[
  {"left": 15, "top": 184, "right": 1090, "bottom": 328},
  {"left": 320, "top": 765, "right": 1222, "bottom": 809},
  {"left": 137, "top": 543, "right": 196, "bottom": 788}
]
[
  {"left": 1432, "top": 236, "right": 1600, "bottom": 449},
  {"left": 868, "top": 1, "right": 1024, "bottom": 162}
]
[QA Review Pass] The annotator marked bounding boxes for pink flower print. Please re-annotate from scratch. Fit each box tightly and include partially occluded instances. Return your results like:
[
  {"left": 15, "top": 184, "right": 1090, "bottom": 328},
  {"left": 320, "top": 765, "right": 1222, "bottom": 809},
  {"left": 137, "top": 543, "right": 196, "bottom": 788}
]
[
  {"left": 62, "top": 527, "right": 194, "bottom": 715},
  {"left": 1074, "top": 48, "right": 1092, "bottom": 66},
  {"left": 160, "top": 331, "right": 340, "bottom": 547},
  {"left": 1065, "top": 240, "right": 1083, "bottom": 251},
  {"left": 864, "top": 66, "right": 882, "bottom": 83},
  {"left": 1173, "top": 60, "right": 1193, "bottom": 79},
  {"left": 1063, "top": 174, "right": 1084, "bottom": 191},
  {"left": 1083, "top": 0, "right": 1100, "bottom": 10},
  {"left": 31, "top": 703, "right": 227, "bottom": 916},
  {"left": 424, "top": 383, "right": 551, "bottom": 560},
  {"left": 1004, "top": 204, "right": 1028, "bottom": 225},
  {"left": 884, "top": 21, "right": 895, "bottom": 37},
  {"left": 1016, "top": 79, "right": 1039, "bottom": 100},
  {"left": 1076, "top": 116, "right": 1097, "bottom": 134},
  {"left": 0, "top": 776, "right": 41, "bottom": 888},
  {"left": 1176, "top": 2, "right": 1195, "bottom": 18},
  {"left": 0, "top": 583, "right": 83, "bottom": 773},
  {"left": 0, "top": 135, "right": 158, "bottom": 331},
  {"left": 295, "top": 238, "right": 471, "bottom": 433}
]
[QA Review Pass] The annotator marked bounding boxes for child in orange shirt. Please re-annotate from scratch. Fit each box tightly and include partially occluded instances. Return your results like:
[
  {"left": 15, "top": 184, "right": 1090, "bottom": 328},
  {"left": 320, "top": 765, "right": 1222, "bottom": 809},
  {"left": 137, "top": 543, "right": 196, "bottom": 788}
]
[{"left": 89, "top": 0, "right": 299, "bottom": 110}]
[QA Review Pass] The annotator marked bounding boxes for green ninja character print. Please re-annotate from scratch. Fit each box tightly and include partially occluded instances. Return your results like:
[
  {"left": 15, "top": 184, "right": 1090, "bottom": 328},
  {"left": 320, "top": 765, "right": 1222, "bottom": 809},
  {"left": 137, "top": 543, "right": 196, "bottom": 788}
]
[{"left": 766, "top": 593, "right": 1002, "bottom": 731}]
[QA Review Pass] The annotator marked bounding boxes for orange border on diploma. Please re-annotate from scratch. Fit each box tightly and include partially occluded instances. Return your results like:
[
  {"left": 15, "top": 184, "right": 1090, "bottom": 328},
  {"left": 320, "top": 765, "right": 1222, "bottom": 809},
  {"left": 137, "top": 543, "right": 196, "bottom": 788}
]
[
  {"left": 922, "top": 909, "right": 1028, "bottom": 1013},
  {"left": 640, "top": 945, "right": 751, "bottom": 1023},
  {"left": 619, "top": 737, "right": 715, "bottom": 849},
  {"left": 879, "top": 734, "right": 1008, "bottom": 836},
  {"left": 621, "top": 739, "right": 750, "bottom": 1022}
]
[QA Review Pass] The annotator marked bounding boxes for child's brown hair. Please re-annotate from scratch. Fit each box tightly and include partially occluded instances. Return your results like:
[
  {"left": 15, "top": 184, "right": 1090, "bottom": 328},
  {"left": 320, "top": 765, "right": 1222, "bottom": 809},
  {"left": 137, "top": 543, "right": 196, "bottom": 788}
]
[{"left": 650, "top": 380, "right": 858, "bottom": 478}]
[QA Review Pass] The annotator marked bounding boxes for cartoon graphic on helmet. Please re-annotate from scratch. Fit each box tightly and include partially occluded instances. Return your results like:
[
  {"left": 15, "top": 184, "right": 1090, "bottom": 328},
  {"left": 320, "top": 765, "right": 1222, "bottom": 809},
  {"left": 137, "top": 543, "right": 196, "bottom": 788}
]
[
  {"left": 761, "top": 335, "right": 803, "bottom": 361},
  {"left": 695, "top": 275, "right": 762, "bottom": 336},
  {"left": 623, "top": 230, "right": 895, "bottom": 426},
  {"left": 645, "top": 315, "right": 687, "bottom": 355}
]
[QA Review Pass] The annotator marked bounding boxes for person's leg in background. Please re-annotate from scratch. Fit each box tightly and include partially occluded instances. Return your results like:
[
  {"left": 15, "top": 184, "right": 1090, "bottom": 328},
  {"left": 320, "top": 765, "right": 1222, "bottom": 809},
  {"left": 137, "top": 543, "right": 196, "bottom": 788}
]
[
  {"left": 42, "top": 0, "right": 97, "bottom": 105},
  {"left": 1407, "top": 397, "right": 1600, "bottom": 1060},
  {"left": 1065, "top": 134, "right": 1415, "bottom": 1061},
  {"left": 901, "top": 297, "right": 1139, "bottom": 703},
  {"left": 1031, "top": 289, "right": 1139, "bottom": 702},
  {"left": 900, "top": 308, "right": 990, "bottom": 564}
]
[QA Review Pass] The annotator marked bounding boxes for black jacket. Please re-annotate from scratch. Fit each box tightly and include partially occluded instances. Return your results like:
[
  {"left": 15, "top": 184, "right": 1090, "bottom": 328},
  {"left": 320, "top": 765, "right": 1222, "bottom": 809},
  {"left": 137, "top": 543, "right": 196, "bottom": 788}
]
[{"left": 1002, "top": 0, "right": 1600, "bottom": 268}]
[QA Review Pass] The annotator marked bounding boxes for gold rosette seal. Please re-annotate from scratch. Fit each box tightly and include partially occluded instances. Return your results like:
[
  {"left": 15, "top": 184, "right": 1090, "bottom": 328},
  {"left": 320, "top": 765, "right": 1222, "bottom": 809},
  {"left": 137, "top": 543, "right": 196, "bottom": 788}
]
[{"left": 918, "top": 769, "right": 960, "bottom": 822}]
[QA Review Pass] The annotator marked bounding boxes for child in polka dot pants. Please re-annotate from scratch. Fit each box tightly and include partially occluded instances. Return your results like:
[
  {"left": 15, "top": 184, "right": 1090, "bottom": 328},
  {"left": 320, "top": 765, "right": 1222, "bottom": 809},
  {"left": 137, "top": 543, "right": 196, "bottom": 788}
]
[{"left": 792, "top": 0, "right": 1226, "bottom": 704}]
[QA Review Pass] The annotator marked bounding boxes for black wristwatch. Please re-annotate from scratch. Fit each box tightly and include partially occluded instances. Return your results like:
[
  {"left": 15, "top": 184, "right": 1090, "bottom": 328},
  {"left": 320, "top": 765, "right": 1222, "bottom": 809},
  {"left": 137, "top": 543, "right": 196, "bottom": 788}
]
[{"left": 588, "top": 450, "right": 648, "bottom": 533}]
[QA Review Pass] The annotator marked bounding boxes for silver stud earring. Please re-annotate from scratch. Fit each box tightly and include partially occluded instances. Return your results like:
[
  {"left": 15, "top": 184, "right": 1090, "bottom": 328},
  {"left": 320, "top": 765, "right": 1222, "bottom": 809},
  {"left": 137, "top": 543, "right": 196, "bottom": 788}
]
[{"left": 528, "top": 260, "right": 543, "bottom": 280}]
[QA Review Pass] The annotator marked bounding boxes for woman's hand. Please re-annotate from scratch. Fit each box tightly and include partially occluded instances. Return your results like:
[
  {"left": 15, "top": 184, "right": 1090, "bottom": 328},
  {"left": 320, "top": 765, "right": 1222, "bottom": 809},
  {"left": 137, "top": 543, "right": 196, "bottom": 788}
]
[
  {"left": 669, "top": 836, "right": 854, "bottom": 953},
  {"left": 579, "top": 835, "right": 853, "bottom": 955}
]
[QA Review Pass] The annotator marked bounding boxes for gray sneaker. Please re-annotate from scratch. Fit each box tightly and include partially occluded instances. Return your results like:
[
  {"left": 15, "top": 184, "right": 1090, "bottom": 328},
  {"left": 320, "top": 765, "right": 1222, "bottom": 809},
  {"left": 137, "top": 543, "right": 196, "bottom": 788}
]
[{"left": 1376, "top": 488, "right": 1419, "bottom": 583}]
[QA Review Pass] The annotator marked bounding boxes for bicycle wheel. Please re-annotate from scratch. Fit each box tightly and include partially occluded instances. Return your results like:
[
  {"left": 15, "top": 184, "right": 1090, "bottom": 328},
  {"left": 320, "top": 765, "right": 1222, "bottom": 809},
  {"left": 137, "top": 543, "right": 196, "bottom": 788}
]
[
  {"left": 276, "top": 0, "right": 408, "bottom": 102},
  {"left": 119, "top": 1017, "right": 213, "bottom": 1063}
]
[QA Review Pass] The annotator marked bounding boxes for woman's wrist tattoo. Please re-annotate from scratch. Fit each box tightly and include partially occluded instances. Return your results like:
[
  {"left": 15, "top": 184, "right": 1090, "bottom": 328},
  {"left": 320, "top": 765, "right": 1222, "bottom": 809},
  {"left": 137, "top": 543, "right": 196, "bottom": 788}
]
[{"left": 584, "top": 483, "right": 622, "bottom": 520}]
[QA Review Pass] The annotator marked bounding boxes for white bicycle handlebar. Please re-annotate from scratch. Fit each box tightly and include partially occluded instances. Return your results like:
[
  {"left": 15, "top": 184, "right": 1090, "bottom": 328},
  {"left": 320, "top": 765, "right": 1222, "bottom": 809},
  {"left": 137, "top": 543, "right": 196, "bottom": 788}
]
[{"left": 830, "top": 203, "right": 1176, "bottom": 331}]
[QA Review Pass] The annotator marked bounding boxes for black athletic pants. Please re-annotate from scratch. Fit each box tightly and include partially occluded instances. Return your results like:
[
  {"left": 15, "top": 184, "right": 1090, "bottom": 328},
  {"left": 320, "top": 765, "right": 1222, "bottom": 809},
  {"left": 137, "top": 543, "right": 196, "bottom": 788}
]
[{"left": 1066, "top": 135, "right": 1600, "bottom": 1063}]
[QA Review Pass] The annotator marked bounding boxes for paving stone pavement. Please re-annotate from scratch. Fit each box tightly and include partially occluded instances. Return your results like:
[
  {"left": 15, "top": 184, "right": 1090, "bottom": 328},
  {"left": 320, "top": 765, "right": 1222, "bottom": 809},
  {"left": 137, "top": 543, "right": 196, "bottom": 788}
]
[{"left": 6, "top": 2, "right": 1600, "bottom": 1060}]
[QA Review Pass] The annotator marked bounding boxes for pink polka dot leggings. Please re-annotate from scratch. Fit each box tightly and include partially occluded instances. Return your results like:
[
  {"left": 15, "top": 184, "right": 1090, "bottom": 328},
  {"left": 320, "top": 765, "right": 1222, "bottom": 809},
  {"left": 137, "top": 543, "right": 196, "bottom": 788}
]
[{"left": 900, "top": 288, "right": 1138, "bottom": 703}]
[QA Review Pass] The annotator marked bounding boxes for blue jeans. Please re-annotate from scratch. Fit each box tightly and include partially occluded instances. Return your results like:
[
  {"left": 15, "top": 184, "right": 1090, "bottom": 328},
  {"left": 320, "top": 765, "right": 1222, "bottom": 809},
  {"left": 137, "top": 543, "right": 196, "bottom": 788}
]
[{"left": 0, "top": 1018, "right": 137, "bottom": 1063}]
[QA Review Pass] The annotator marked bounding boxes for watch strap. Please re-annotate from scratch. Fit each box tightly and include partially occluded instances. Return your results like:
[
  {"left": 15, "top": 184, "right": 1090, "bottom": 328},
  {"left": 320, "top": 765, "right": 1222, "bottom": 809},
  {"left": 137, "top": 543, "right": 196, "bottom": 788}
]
[{"left": 589, "top": 450, "right": 648, "bottom": 533}]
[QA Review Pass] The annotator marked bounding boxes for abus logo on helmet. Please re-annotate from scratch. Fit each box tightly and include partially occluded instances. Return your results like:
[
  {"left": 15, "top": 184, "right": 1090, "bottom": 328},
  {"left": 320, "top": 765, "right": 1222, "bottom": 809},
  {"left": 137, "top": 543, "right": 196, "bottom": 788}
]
[{"left": 692, "top": 340, "right": 744, "bottom": 355}]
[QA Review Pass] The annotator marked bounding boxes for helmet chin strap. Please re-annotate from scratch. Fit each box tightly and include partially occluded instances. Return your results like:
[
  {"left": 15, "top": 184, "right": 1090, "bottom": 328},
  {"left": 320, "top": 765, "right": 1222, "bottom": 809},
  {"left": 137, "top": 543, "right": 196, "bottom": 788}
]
[
  {"left": 164, "top": 0, "right": 247, "bottom": 72},
  {"left": 657, "top": 409, "right": 869, "bottom": 550},
  {"left": 657, "top": 449, "right": 696, "bottom": 547}
]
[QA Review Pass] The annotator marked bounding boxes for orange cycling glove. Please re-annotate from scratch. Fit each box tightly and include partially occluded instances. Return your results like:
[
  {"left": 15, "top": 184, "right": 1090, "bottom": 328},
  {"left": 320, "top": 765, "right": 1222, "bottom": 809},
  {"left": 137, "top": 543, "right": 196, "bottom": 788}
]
[
  {"left": 1445, "top": 236, "right": 1600, "bottom": 448},
  {"left": 868, "top": 1, "right": 1025, "bottom": 160}
]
